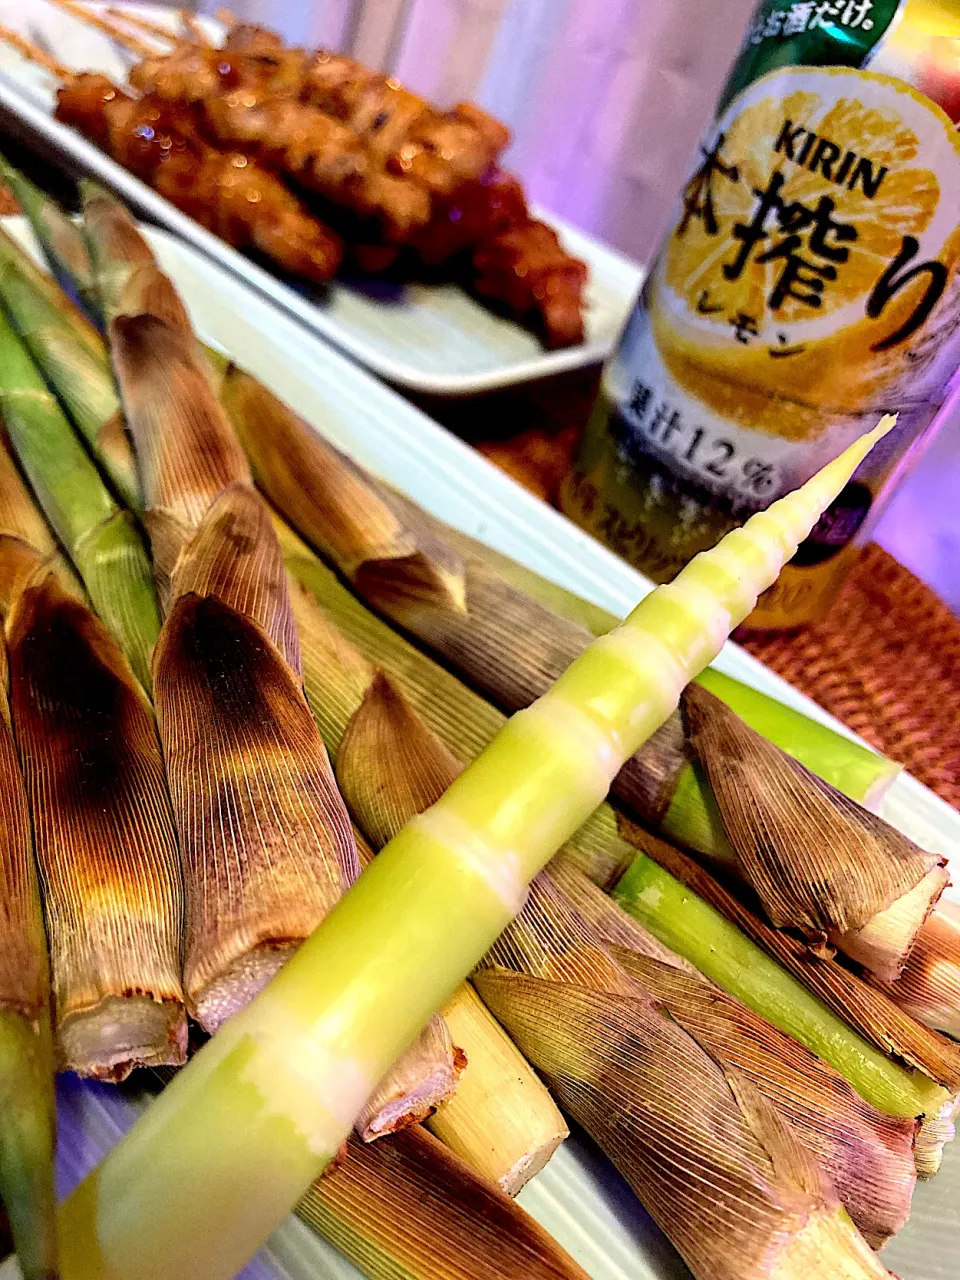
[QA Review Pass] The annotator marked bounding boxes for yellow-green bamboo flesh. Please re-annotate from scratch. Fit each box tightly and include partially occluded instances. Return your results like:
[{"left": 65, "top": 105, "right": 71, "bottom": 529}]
[{"left": 35, "top": 422, "right": 893, "bottom": 1280}]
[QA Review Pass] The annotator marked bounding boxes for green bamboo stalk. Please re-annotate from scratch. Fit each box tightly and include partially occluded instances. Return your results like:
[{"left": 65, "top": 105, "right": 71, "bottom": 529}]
[
  {"left": 0, "top": 310, "right": 158, "bottom": 691},
  {"left": 40, "top": 420, "right": 894, "bottom": 1280},
  {"left": 0, "top": 229, "right": 140, "bottom": 510}
]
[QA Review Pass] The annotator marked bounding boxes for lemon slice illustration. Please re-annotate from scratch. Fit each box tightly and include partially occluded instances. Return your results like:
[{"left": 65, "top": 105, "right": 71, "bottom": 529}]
[{"left": 650, "top": 65, "right": 960, "bottom": 437}]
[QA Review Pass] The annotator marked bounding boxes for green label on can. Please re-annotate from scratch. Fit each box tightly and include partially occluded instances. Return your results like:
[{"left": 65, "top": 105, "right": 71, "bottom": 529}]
[{"left": 721, "top": 0, "right": 902, "bottom": 106}]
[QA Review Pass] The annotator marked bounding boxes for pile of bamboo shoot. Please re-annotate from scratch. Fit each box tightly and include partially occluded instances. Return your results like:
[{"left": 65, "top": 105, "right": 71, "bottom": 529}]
[{"left": 0, "top": 162, "right": 954, "bottom": 1280}]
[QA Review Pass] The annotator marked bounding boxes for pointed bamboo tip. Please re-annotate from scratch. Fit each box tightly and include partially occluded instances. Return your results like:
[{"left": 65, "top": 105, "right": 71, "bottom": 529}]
[
  {"left": 356, "top": 550, "right": 469, "bottom": 619},
  {"left": 58, "top": 997, "right": 187, "bottom": 1082}
]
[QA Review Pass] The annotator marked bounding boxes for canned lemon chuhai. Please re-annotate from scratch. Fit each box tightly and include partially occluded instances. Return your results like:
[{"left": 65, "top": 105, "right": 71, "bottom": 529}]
[{"left": 563, "top": 0, "right": 960, "bottom": 628}]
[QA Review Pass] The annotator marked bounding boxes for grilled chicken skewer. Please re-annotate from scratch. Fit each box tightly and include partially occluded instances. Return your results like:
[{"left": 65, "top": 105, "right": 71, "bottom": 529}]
[
  {"left": 44, "top": 2, "right": 588, "bottom": 345},
  {"left": 0, "top": 25, "right": 343, "bottom": 285}
]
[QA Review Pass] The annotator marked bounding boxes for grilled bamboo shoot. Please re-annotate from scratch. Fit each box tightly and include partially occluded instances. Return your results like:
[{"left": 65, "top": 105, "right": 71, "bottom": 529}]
[
  {"left": 83, "top": 187, "right": 456, "bottom": 1137},
  {"left": 0, "top": 319, "right": 184, "bottom": 1081},
  {"left": 678, "top": 682, "right": 947, "bottom": 980},
  {"left": 0, "top": 630, "right": 57, "bottom": 1280}
]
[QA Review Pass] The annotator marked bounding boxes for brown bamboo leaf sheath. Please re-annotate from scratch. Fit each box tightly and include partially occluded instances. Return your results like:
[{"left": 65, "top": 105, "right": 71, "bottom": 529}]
[
  {"left": 0, "top": 434, "right": 185, "bottom": 1082},
  {"left": 222, "top": 366, "right": 932, "bottom": 978},
  {"left": 680, "top": 683, "right": 947, "bottom": 981},
  {"left": 85, "top": 189, "right": 458, "bottom": 1133}
]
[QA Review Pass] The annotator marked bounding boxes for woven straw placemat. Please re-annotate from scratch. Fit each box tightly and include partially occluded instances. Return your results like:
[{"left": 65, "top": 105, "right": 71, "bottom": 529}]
[
  {"left": 739, "top": 544, "right": 960, "bottom": 810},
  {"left": 460, "top": 415, "right": 960, "bottom": 812}
]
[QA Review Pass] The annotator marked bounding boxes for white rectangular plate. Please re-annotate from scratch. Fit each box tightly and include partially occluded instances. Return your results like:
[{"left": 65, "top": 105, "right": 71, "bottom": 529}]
[
  {"left": 1, "top": 211, "right": 957, "bottom": 1280},
  {"left": 0, "top": 2, "right": 642, "bottom": 394}
]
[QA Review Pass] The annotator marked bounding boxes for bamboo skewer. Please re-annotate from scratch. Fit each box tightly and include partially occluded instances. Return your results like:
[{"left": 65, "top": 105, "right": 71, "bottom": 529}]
[
  {"left": 46, "top": 0, "right": 159, "bottom": 58},
  {"left": 0, "top": 27, "right": 71, "bottom": 81},
  {"left": 103, "top": 8, "right": 185, "bottom": 45}
]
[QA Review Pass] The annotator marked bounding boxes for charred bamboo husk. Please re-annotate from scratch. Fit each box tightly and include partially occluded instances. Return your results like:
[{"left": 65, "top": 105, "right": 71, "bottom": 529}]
[
  {"left": 85, "top": 185, "right": 356, "bottom": 1027},
  {"left": 678, "top": 683, "right": 947, "bottom": 981},
  {"left": 614, "top": 826, "right": 960, "bottom": 1175},
  {"left": 0, "top": 428, "right": 185, "bottom": 1082},
  {"left": 296, "top": 1125, "right": 590, "bottom": 1280},
  {"left": 0, "top": 628, "right": 58, "bottom": 1280}
]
